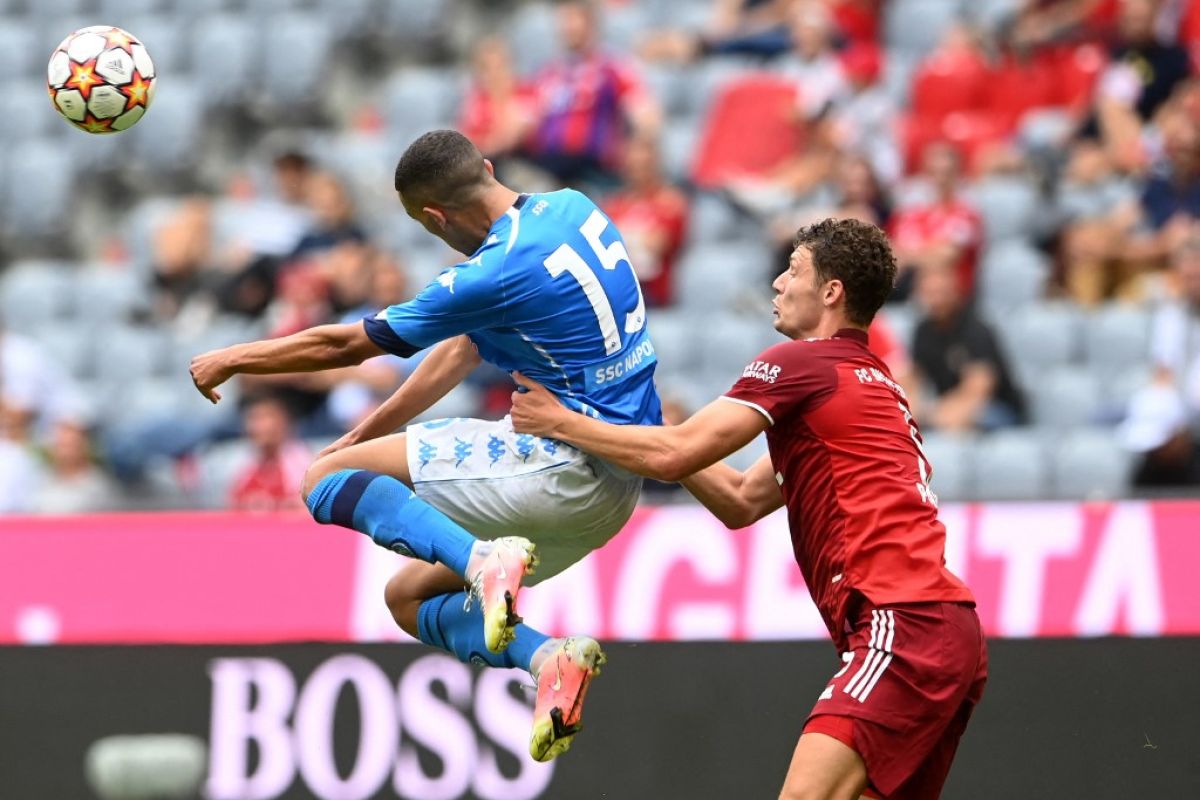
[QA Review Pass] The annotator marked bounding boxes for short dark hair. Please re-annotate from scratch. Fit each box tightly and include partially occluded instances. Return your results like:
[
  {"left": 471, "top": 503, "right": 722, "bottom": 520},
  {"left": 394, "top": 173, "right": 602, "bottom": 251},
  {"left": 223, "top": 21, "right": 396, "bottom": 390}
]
[
  {"left": 394, "top": 130, "right": 488, "bottom": 204},
  {"left": 793, "top": 218, "right": 897, "bottom": 326}
]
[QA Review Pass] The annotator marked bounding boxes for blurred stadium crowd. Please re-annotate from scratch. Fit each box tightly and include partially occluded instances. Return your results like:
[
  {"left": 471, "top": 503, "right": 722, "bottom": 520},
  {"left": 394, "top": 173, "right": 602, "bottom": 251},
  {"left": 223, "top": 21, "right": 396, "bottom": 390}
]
[{"left": 2, "top": 0, "right": 1200, "bottom": 514}]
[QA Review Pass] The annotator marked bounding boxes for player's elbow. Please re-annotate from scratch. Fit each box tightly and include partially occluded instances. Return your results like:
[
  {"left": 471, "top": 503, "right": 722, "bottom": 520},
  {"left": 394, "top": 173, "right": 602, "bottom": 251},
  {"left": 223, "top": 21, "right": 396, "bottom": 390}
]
[
  {"left": 717, "top": 506, "right": 756, "bottom": 530},
  {"left": 649, "top": 450, "right": 693, "bottom": 483}
]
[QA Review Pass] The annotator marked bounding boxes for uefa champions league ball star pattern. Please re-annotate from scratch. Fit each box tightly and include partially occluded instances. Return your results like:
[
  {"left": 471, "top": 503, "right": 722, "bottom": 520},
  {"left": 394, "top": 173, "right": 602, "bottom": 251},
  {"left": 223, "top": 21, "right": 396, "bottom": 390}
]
[{"left": 47, "top": 26, "right": 155, "bottom": 134}]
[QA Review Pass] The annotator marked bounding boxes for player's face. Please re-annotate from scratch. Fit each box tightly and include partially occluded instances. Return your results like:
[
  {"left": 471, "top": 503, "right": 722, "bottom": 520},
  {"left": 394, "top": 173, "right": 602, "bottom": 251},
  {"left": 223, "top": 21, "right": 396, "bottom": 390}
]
[{"left": 772, "top": 246, "right": 828, "bottom": 338}]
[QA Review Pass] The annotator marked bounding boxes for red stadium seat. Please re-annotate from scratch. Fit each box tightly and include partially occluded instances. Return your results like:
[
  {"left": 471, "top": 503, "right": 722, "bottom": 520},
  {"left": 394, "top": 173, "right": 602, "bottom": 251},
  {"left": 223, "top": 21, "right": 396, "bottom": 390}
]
[
  {"left": 986, "top": 55, "right": 1059, "bottom": 129},
  {"left": 690, "top": 74, "right": 804, "bottom": 188},
  {"left": 910, "top": 51, "right": 989, "bottom": 122},
  {"left": 900, "top": 111, "right": 1009, "bottom": 175}
]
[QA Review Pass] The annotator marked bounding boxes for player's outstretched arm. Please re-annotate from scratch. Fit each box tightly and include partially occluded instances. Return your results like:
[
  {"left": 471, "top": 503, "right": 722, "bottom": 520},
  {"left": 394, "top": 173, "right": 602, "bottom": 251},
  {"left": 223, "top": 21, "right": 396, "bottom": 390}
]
[
  {"left": 510, "top": 372, "right": 768, "bottom": 482},
  {"left": 679, "top": 454, "right": 784, "bottom": 530},
  {"left": 318, "top": 335, "right": 482, "bottom": 457},
  {"left": 190, "top": 322, "right": 384, "bottom": 404}
]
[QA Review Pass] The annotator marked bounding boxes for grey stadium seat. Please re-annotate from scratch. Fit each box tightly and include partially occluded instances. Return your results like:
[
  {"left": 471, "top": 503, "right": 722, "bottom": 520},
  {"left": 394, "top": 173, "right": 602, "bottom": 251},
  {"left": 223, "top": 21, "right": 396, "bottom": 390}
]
[
  {"left": 969, "top": 429, "right": 1051, "bottom": 501},
  {"left": 188, "top": 14, "right": 256, "bottom": 106},
  {"left": 1083, "top": 303, "right": 1151, "bottom": 380},
  {"left": 385, "top": 68, "right": 461, "bottom": 142},
  {"left": 647, "top": 307, "right": 700, "bottom": 373},
  {"left": 884, "top": 0, "right": 962, "bottom": 57},
  {"left": 94, "top": 324, "right": 170, "bottom": 383},
  {"left": 0, "top": 261, "right": 76, "bottom": 333},
  {"left": 196, "top": 439, "right": 254, "bottom": 509},
  {"left": 74, "top": 266, "right": 146, "bottom": 324},
  {"left": 507, "top": 2, "right": 560, "bottom": 74},
  {"left": 978, "top": 241, "right": 1049, "bottom": 318},
  {"left": 98, "top": 0, "right": 164, "bottom": 17},
  {"left": 28, "top": 321, "right": 96, "bottom": 381},
  {"left": 999, "top": 302, "right": 1082, "bottom": 385},
  {"left": 2, "top": 141, "right": 75, "bottom": 239},
  {"left": 969, "top": 177, "right": 1041, "bottom": 244},
  {"left": 696, "top": 313, "right": 766, "bottom": 377},
  {"left": 1, "top": 81, "right": 60, "bottom": 140},
  {"left": 124, "top": 77, "right": 204, "bottom": 170},
  {"left": 119, "top": 15, "right": 187, "bottom": 74},
  {"left": 918, "top": 430, "right": 974, "bottom": 503},
  {"left": 676, "top": 239, "right": 772, "bottom": 311},
  {"left": 1050, "top": 428, "right": 1132, "bottom": 500},
  {"left": 1028, "top": 366, "right": 1103, "bottom": 429},
  {"left": 261, "top": 13, "right": 334, "bottom": 106},
  {"left": 0, "top": 21, "right": 39, "bottom": 78}
]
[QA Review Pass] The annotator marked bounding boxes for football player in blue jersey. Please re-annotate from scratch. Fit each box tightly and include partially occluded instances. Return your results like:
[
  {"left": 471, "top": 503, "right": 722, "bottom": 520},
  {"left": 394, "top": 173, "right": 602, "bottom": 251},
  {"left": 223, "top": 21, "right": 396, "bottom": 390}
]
[{"left": 190, "top": 130, "right": 662, "bottom": 762}]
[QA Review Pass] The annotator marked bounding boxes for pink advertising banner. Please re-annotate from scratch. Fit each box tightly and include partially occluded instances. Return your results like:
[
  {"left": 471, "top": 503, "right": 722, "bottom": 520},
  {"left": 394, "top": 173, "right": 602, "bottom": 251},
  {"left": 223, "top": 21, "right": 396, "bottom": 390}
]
[{"left": 2, "top": 501, "right": 1197, "bottom": 645}]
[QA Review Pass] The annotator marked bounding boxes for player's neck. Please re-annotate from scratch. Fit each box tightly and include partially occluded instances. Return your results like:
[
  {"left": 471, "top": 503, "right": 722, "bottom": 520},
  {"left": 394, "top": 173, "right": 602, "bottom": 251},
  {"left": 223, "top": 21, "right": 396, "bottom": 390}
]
[
  {"left": 801, "top": 317, "right": 862, "bottom": 340},
  {"left": 481, "top": 184, "right": 522, "bottom": 225}
]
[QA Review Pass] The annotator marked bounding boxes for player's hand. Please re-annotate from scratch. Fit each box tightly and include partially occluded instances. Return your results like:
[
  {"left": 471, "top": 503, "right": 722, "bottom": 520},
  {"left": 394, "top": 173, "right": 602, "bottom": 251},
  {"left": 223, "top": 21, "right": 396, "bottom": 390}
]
[
  {"left": 510, "top": 371, "right": 567, "bottom": 437},
  {"left": 189, "top": 349, "right": 234, "bottom": 404},
  {"left": 317, "top": 430, "right": 360, "bottom": 460}
]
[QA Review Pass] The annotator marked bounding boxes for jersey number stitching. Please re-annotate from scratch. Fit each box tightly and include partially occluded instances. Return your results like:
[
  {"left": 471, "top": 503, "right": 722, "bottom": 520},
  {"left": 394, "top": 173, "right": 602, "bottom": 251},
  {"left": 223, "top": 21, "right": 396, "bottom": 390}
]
[{"left": 543, "top": 210, "right": 647, "bottom": 356}]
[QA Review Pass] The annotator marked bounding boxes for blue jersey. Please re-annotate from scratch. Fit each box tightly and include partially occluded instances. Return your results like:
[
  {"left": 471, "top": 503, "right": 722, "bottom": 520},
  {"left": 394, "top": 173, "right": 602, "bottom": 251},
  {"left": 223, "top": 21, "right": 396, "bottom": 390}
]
[{"left": 363, "top": 190, "right": 662, "bottom": 425}]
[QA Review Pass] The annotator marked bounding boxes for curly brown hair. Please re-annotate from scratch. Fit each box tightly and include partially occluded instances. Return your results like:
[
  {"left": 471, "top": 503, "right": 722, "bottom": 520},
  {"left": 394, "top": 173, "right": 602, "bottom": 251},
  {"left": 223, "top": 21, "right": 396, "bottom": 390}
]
[{"left": 793, "top": 218, "right": 897, "bottom": 326}]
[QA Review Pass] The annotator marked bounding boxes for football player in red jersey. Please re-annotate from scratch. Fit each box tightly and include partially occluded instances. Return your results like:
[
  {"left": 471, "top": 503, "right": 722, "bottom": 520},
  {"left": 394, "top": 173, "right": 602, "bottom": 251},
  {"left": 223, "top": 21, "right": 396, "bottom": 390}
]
[{"left": 511, "top": 218, "right": 985, "bottom": 800}]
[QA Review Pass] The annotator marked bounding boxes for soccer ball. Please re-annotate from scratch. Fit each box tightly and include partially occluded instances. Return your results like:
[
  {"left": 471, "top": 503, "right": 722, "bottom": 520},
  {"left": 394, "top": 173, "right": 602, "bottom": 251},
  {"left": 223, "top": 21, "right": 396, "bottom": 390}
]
[{"left": 47, "top": 26, "right": 155, "bottom": 134}]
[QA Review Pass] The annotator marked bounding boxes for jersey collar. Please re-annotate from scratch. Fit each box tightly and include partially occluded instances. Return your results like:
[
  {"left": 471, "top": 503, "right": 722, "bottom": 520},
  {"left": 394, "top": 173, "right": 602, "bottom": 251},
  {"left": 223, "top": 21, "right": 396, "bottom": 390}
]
[{"left": 834, "top": 328, "right": 869, "bottom": 344}]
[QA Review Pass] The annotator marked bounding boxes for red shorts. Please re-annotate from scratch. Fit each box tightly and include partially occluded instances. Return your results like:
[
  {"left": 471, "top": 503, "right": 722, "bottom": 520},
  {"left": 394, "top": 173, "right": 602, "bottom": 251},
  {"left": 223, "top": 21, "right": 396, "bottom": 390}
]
[{"left": 803, "top": 600, "right": 987, "bottom": 799}]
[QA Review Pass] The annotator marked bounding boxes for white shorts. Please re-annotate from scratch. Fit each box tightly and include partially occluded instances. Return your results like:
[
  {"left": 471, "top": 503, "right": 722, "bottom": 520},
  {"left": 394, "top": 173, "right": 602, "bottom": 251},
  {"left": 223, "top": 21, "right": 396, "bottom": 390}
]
[{"left": 405, "top": 416, "right": 643, "bottom": 583}]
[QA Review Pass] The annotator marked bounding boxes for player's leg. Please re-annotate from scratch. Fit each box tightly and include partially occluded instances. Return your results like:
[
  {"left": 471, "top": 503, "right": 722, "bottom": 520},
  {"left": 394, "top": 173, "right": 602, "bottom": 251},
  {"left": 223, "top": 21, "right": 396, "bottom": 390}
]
[
  {"left": 384, "top": 559, "right": 603, "bottom": 762},
  {"left": 778, "top": 729, "right": 870, "bottom": 800},
  {"left": 302, "top": 433, "right": 536, "bottom": 653}
]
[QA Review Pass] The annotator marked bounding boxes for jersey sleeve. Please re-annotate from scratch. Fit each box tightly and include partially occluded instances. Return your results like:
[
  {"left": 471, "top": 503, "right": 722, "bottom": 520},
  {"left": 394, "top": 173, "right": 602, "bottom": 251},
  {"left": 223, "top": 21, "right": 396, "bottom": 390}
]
[
  {"left": 722, "top": 341, "right": 835, "bottom": 426},
  {"left": 362, "top": 262, "right": 503, "bottom": 357}
]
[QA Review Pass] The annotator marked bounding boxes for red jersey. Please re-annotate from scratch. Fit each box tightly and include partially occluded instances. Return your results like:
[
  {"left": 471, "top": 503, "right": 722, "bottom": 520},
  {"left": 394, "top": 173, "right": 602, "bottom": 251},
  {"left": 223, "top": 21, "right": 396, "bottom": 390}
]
[
  {"left": 602, "top": 185, "right": 688, "bottom": 307},
  {"left": 724, "top": 328, "right": 973, "bottom": 649},
  {"left": 889, "top": 199, "right": 982, "bottom": 296}
]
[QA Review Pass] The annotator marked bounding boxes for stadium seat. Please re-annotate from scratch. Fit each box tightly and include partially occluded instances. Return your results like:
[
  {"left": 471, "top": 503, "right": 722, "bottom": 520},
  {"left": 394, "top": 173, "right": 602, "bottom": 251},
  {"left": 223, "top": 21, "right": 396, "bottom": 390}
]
[
  {"left": 506, "top": 2, "right": 560, "bottom": 75},
  {"left": 261, "top": 13, "right": 334, "bottom": 107},
  {"left": 188, "top": 14, "right": 257, "bottom": 106},
  {"left": 685, "top": 192, "right": 747, "bottom": 244},
  {"left": 918, "top": 430, "right": 974, "bottom": 502},
  {"left": 0, "top": 261, "right": 76, "bottom": 332},
  {"left": 969, "top": 177, "right": 1042, "bottom": 244},
  {"left": 1029, "top": 366, "right": 1103, "bottom": 429},
  {"left": 384, "top": 68, "right": 462, "bottom": 143},
  {"left": 1102, "top": 365, "right": 1154, "bottom": 424},
  {"left": 94, "top": 324, "right": 170, "bottom": 383},
  {"left": 643, "top": 64, "right": 695, "bottom": 119},
  {"left": 1, "top": 141, "right": 75, "bottom": 240},
  {"left": 696, "top": 313, "right": 765, "bottom": 378},
  {"left": 1050, "top": 428, "right": 1132, "bottom": 500},
  {"left": 124, "top": 77, "right": 205, "bottom": 170},
  {"left": 998, "top": 302, "right": 1082, "bottom": 385},
  {"left": 978, "top": 241, "right": 1049, "bottom": 317},
  {"left": 883, "top": 0, "right": 963, "bottom": 57},
  {"left": 28, "top": 321, "right": 96, "bottom": 380},
  {"left": 312, "top": 0, "right": 375, "bottom": 36},
  {"left": 910, "top": 53, "right": 990, "bottom": 122},
  {"left": 196, "top": 439, "right": 254, "bottom": 509},
  {"left": 969, "top": 429, "right": 1051, "bottom": 501},
  {"left": 647, "top": 308, "right": 700, "bottom": 373},
  {"left": 379, "top": 0, "right": 450, "bottom": 46},
  {"left": 676, "top": 239, "right": 772, "bottom": 311},
  {"left": 1083, "top": 304, "right": 1152, "bottom": 381},
  {"left": 119, "top": 14, "right": 187, "bottom": 74},
  {"left": 660, "top": 117, "right": 701, "bottom": 183},
  {"left": 603, "top": 3, "right": 651, "bottom": 54},
  {"left": 0, "top": 81, "right": 59, "bottom": 140},
  {"left": 98, "top": 0, "right": 164, "bottom": 18},
  {"left": 986, "top": 56, "right": 1059, "bottom": 130},
  {"left": 691, "top": 74, "right": 803, "bottom": 189},
  {"left": 879, "top": 303, "right": 918, "bottom": 352},
  {"left": 74, "top": 265, "right": 147, "bottom": 324}
]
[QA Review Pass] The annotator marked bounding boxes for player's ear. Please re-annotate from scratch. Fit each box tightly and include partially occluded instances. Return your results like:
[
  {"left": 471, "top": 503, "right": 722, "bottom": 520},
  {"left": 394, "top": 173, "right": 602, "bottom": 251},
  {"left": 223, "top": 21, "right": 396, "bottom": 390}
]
[
  {"left": 824, "top": 279, "right": 844, "bottom": 308},
  {"left": 482, "top": 159, "right": 496, "bottom": 178},
  {"left": 423, "top": 206, "right": 448, "bottom": 230}
]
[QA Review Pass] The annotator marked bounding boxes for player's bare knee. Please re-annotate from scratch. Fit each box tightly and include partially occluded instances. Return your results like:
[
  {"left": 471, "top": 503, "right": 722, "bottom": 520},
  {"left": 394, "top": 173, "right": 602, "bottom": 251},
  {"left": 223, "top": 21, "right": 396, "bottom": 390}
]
[
  {"left": 384, "top": 570, "right": 421, "bottom": 636},
  {"left": 300, "top": 456, "right": 336, "bottom": 503}
]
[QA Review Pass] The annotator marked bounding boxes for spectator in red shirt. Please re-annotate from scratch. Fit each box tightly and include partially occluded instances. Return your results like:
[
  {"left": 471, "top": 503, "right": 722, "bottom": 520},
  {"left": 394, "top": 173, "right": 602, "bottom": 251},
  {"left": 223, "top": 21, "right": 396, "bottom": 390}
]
[
  {"left": 889, "top": 142, "right": 983, "bottom": 301},
  {"left": 228, "top": 394, "right": 311, "bottom": 512},
  {"left": 523, "top": 0, "right": 660, "bottom": 186},
  {"left": 602, "top": 135, "right": 689, "bottom": 307},
  {"left": 458, "top": 37, "right": 537, "bottom": 163}
]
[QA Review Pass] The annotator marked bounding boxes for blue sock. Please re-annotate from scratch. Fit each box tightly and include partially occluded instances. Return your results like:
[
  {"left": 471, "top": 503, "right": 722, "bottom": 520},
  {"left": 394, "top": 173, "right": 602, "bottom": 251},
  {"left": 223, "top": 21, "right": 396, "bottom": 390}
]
[
  {"left": 417, "top": 591, "right": 550, "bottom": 673},
  {"left": 306, "top": 469, "right": 475, "bottom": 577}
]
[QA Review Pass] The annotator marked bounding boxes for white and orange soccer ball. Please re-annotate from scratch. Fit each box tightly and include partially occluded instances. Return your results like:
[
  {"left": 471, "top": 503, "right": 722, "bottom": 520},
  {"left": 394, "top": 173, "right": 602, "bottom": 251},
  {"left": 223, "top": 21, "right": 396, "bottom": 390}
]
[{"left": 47, "top": 25, "right": 155, "bottom": 134}]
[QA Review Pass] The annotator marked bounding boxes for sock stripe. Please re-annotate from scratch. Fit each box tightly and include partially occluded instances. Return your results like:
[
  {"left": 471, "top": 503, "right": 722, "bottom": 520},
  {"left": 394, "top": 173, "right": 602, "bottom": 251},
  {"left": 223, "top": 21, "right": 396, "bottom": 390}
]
[{"left": 330, "top": 470, "right": 380, "bottom": 528}]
